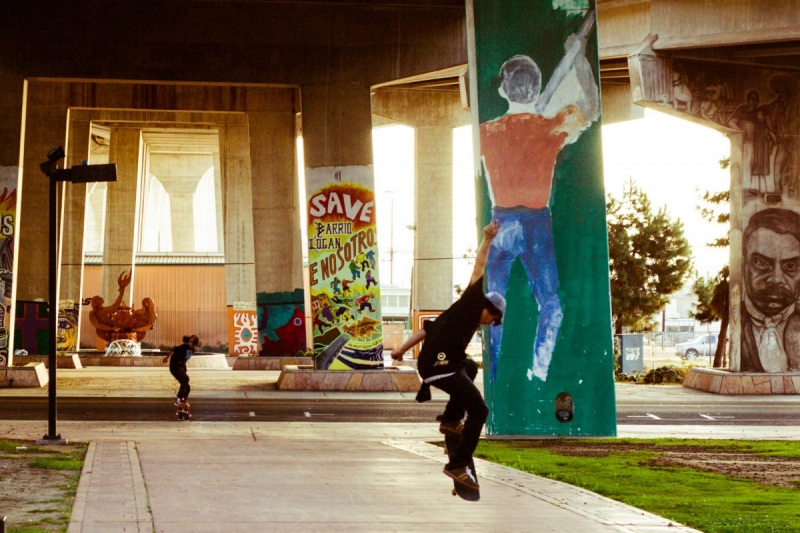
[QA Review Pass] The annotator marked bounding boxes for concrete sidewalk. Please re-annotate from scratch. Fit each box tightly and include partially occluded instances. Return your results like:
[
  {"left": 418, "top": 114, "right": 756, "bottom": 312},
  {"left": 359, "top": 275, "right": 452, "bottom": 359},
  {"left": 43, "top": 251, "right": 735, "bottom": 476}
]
[
  {"left": 2, "top": 367, "right": 795, "bottom": 532},
  {"left": 2, "top": 420, "right": 703, "bottom": 533}
]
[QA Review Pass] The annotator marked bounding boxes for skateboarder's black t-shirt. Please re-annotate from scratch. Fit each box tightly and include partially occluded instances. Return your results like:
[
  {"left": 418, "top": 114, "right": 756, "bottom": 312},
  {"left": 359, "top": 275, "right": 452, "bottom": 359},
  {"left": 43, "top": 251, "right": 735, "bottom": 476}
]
[
  {"left": 170, "top": 344, "right": 192, "bottom": 370},
  {"left": 417, "top": 276, "right": 485, "bottom": 380}
]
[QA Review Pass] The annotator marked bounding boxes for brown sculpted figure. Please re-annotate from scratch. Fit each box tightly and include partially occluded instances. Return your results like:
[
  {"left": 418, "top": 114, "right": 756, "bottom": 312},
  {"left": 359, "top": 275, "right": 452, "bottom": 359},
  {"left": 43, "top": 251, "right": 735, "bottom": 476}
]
[
  {"left": 741, "top": 209, "right": 800, "bottom": 372},
  {"left": 89, "top": 271, "right": 157, "bottom": 343}
]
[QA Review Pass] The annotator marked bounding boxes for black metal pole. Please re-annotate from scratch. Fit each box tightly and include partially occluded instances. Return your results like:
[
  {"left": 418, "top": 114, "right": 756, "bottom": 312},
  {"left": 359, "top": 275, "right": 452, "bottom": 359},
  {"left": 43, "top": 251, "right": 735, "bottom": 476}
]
[{"left": 45, "top": 170, "right": 59, "bottom": 440}]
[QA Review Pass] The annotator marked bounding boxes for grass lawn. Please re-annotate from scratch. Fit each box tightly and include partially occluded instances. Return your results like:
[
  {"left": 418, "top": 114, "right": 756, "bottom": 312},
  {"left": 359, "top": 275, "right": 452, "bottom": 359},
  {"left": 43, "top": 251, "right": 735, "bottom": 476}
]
[
  {"left": 0, "top": 439, "right": 87, "bottom": 533},
  {"left": 475, "top": 439, "right": 800, "bottom": 533}
]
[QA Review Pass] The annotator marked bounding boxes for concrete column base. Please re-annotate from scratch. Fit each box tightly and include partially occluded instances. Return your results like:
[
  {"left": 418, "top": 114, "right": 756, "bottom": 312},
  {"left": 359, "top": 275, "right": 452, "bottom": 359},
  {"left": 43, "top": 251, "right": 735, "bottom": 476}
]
[
  {"left": 277, "top": 365, "right": 421, "bottom": 392},
  {"left": 12, "top": 354, "right": 83, "bottom": 369},
  {"left": 1, "top": 363, "right": 49, "bottom": 387},
  {"left": 232, "top": 356, "right": 313, "bottom": 371},
  {"left": 683, "top": 367, "right": 800, "bottom": 394}
]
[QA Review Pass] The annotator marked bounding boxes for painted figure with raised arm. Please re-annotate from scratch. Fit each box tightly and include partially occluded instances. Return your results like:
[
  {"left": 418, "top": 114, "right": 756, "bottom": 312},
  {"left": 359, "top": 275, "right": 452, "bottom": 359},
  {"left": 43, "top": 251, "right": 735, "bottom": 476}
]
[{"left": 479, "top": 9, "right": 600, "bottom": 382}]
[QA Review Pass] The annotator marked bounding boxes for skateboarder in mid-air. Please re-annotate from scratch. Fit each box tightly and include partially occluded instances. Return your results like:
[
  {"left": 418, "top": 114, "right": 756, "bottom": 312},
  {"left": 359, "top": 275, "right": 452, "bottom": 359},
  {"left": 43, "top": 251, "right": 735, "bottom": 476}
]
[
  {"left": 163, "top": 334, "right": 200, "bottom": 420},
  {"left": 392, "top": 221, "right": 505, "bottom": 492}
]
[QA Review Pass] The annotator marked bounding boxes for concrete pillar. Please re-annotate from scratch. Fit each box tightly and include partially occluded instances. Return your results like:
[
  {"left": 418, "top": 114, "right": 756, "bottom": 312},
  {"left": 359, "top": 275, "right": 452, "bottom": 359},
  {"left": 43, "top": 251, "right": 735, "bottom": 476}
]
[
  {"left": 0, "top": 72, "right": 24, "bottom": 365},
  {"left": 628, "top": 40, "right": 800, "bottom": 375},
  {"left": 468, "top": 1, "right": 616, "bottom": 436},
  {"left": 58, "top": 115, "right": 91, "bottom": 351},
  {"left": 60, "top": 114, "right": 91, "bottom": 303},
  {"left": 415, "top": 126, "right": 455, "bottom": 309},
  {"left": 248, "top": 90, "right": 302, "bottom": 293},
  {"left": 371, "top": 88, "right": 469, "bottom": 312},
  {"left": 219, "top": 120, "right": 257, "bottom": 303},
  {"left": 149, "top": 153, "right": 213, "bottom": 253},
  {"left": 102, "top": 127, "right": 142, "bottom": 306},
  {"left": 302, "top": 84, "right": 385, "bottom": 369}
]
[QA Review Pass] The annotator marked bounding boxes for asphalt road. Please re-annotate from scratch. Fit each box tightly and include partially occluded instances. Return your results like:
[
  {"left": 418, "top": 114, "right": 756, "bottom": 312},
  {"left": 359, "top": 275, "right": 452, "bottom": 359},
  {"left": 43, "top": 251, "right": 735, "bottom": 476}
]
[{"left": 2, "top": 397, "right": 800, "bottom": 425}]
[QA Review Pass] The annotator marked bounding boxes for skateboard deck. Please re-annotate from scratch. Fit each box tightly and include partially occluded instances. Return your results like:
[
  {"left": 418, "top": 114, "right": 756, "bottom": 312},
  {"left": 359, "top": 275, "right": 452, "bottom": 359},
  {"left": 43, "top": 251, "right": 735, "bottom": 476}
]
[
  {"left": 444, "top": 434, "right": 480, "bottom": 501},
  {"left": 176, "top": 401, "right": 192, "bottom": 421}
]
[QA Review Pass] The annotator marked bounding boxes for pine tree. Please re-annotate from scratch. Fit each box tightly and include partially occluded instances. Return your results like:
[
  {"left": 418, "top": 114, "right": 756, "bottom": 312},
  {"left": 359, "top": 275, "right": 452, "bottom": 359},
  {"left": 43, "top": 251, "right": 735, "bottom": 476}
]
[{"left": 607, "top": 179, "right": 693, "bottom": 334}]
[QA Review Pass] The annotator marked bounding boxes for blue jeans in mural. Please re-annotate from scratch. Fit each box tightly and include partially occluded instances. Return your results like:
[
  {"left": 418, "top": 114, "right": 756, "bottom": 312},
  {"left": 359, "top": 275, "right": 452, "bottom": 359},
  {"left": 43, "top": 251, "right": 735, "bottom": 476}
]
[{"left": 487, "top": 206, "right": 563, "bottom": 382}]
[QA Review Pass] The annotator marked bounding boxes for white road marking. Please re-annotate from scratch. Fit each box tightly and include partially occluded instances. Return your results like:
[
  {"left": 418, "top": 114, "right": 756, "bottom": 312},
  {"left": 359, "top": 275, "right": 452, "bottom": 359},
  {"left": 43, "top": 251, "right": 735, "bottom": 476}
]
[
  {"left": 627, "top": 413, "right": 662, "bottom": 420},
  {"left": 699, "top": 414, "right": 735, "bottom": 420}
]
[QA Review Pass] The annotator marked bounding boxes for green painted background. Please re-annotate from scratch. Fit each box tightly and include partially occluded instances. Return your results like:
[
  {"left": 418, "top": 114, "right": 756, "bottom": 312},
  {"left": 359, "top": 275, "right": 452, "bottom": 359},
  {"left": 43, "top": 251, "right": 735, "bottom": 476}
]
[{"left": 471, "top": 0, "right": 616, "bottom": 435}]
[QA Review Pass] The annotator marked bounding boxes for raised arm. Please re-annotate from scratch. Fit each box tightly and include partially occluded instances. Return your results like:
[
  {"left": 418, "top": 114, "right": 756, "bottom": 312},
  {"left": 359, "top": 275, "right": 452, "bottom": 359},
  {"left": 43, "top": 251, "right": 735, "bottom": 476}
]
[{"left": 469, "top": 220, "right": 500, "bottom": 287}]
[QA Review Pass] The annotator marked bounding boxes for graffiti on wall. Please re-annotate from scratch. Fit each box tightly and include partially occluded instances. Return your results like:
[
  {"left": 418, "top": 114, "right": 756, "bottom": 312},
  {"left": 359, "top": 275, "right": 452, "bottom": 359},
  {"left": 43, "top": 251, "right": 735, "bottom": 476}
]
[
  {"left": 57, "top": 300, "right": 79, "bottom": 352},
  {"left": 306, "top": 166, "right": 384, "bottom": 370},
  {"left": 0, "top": 167, "right": 16, "bottom": 365},
  {"left": 472, "top": 0, "right": 616, "bottom": 436},
  {"left": 257, "top": 289, "right": 306, "bottom": 356},
  {"left": 227, "top": 302, "right": 258, "bottom": 355},
  {"left": 15, "top": 301, "right": 49, "bottom": 355}
]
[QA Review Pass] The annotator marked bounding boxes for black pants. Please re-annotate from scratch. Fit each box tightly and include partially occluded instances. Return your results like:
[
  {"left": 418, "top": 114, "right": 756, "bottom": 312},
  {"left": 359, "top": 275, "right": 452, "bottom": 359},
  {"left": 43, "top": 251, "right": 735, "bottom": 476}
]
[
  {"left": 170, "top": 365, "right": 191, "bottom": 401},
  {"left": 430, "top": 359, "right": 487, "bottom": 469}
]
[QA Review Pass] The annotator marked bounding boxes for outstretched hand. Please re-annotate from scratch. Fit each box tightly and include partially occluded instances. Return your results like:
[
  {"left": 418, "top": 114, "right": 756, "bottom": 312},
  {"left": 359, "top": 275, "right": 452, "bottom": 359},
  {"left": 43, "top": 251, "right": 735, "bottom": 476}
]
[{"left": 483, "top": 220, "right": 501, "bottom": 240}]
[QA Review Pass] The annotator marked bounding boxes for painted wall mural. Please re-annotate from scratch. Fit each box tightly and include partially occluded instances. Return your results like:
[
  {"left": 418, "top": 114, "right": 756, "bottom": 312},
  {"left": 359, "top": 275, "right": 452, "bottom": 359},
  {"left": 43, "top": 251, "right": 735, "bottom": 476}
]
[
  {"left": 57, "top": 300, "right": 79, "bottom": 352},
  {"left": 0, "top": 168, "right": 14, "bottom": 366},
  {"left": 471, "top": 0, "right": 616, "bottom": 435},
  {"left": 257, "top": 289, "right": 306, "bottom": 356},
  {"left": 630, "top": 45, "right": 800, "bottom": 374},
  {"left": 306, "top": 166, "right": 384, "bottom": 370},
  {"left": 14, "top": 301, "right": 49, "bottom": 355},
  {"left": 227, "top": 302, "right": 258, "bottom": 355}
]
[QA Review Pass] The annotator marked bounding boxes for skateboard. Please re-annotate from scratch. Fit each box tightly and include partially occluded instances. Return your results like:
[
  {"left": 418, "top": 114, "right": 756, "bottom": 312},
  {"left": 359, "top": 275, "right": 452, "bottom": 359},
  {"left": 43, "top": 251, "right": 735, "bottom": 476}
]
[
  {"left": 176, "top": 401, "right": 192, "bottom": 421},
  {"left": 443, "top": 433, "right": 480, "bottom": 501}
]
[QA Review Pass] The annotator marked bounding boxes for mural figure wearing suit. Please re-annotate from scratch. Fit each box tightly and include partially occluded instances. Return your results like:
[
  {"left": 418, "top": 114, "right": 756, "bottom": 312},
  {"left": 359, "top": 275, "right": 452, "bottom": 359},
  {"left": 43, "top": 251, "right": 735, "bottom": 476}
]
[{"left": 741, "top": 208, "right": 800, "bottom": 372}]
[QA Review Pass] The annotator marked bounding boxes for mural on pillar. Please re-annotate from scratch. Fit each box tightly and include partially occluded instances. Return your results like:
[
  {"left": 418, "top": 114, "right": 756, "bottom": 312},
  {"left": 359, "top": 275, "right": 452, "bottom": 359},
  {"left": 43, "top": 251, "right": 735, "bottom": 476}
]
[
  {"left": 632, "top": 52, "right": 800, "bottom": 373},
  {"left": 228, "top": 302, "right": 259, "bottom": 355},
  {"left": 0, "top": 168, "right": 15, "bottom": 366},
  {"left": 472, "top": 0, "right": 616, "bottom": 435},
  {"left": 257, "top": 289, "right": 306, "bottom": 356},
  {"left": 57, "top": 300, "right": 79, "bottom": 352},
  {"left": 306, "top": 166, "right": 384, "bottom": 370},
  {"left": 635, "top": 58, "right": 800, "bottom": 199}
]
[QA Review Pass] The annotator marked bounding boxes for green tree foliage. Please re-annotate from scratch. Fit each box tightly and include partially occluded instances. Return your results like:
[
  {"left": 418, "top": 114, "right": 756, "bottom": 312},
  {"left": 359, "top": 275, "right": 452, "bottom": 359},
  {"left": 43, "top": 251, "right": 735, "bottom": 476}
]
[
  {"left": 607, "top": 179, "right": 693, "bottom": 334},
  {"left": 691, "top": 266, "right": 729, "bottom": 367},
  {"left": 693, "top": 156, "right": 731, "bottom": 367}
]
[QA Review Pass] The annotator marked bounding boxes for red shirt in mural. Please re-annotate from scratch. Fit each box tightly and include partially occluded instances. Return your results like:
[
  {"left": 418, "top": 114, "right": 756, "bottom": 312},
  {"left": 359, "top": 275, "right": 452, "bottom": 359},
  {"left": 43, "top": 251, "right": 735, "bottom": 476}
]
[{"left": 480, "top": 104, "right": 586, "bottom": 209}]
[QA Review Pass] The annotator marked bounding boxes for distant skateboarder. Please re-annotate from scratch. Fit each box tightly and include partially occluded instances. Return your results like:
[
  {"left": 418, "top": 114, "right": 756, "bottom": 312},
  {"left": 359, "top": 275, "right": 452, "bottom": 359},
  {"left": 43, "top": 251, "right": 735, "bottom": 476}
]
[
  {"left": 391, "top": 221, "right": 505, "bottom": 493},
  {"left": 163, "top": 334, "right": 200, "bottom": 414}
]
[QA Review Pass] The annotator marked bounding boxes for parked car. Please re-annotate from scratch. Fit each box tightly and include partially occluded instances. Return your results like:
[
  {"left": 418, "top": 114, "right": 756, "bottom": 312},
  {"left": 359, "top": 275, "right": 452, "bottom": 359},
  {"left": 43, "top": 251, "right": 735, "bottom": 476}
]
[{"left": 675, "top": 333, "right": 718, "bottom": 359}]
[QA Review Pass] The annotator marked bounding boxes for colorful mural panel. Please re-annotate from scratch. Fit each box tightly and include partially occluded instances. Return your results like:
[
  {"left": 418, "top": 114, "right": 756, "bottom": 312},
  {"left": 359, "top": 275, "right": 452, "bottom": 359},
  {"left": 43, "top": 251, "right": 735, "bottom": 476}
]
[
  {"left": 257, "top": 289, "right": 306, "bottom": 356},
  {"left": 57, "top": 300, "right": 79, "bottom": 352},
  {"left": 227, "top": 302, "right": 258, "bottom": 355},
  {"left": 0, "top": 167, "right": 15, "bottom": 366},
  {"left": 15, "top": 301, "right": 49, "bottom": 355},
  {"left": 306, "top": 166, "right": 384, "bottom": 370},
  {"left": 470, "top": 0, "right": 615, "bottom": 435}
]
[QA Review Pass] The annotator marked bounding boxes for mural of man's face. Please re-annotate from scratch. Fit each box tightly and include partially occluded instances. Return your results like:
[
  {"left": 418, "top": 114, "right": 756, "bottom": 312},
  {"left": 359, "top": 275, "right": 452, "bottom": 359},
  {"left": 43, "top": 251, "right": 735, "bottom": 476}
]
[{"left": 745, "top": 228, "right": 800, "bottom": 316}]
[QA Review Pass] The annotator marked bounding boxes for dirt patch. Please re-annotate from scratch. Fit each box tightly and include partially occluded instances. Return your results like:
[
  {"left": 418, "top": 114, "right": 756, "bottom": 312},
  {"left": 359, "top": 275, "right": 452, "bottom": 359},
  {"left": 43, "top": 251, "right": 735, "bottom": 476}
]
[
  {"left": 510, "top": 440, "right": 800, "bottom": 489},
  {"left": 0, "top": 440, "right": 86, "bottom": 532}
]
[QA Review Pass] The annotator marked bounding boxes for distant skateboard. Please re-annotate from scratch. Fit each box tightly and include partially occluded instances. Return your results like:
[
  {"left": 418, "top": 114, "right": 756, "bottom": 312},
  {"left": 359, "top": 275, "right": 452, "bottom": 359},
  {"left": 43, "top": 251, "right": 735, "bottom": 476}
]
[
  {"left": 176, "top": 401, "right": 192, "bottom": 421},
  {"left": 443, "top": 433, "right": 480, "bottom": 501}
]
